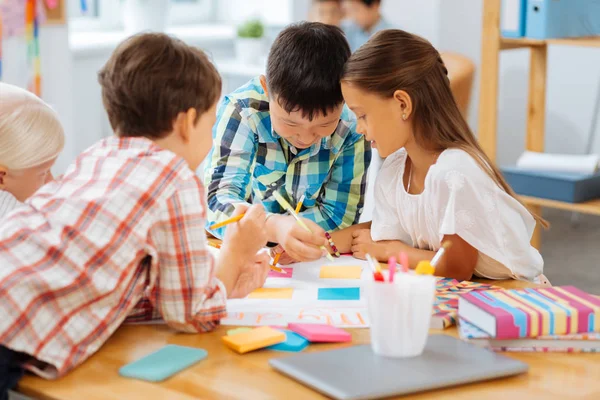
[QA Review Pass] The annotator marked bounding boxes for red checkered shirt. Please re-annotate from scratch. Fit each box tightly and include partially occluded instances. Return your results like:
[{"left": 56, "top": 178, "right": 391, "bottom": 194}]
[{"left": 0, "top": 137, "right": 227, "bottom": 379}]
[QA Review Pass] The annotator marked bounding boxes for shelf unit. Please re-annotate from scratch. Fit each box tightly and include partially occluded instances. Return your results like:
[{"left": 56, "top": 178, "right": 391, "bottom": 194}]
[{"left": 478, "top": 0, "right": 600, "bottom": 249}]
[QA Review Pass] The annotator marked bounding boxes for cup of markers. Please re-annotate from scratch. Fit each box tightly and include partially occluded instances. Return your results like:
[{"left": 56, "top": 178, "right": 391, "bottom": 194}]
[{"left": 365, "top": 243, "right": 451, "bottom": 358}]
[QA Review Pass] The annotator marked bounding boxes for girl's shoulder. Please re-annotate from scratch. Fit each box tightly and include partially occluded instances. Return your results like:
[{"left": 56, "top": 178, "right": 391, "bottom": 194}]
[{"left": 430, "top": 148, "right": 492, "bottom": 186}]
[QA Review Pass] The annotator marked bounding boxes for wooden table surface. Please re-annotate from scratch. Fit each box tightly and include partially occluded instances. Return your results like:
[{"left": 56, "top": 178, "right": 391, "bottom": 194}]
[{"left": 18, "top": 279, "right": 600, "bottom": 400}]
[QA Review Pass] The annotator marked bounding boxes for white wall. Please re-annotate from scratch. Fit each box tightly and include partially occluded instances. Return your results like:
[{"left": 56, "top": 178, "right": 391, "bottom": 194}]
[
  {"left": 1, "top": 26, "right": 76, "bottom": 174},
  {"left": 438, "top": 0, "right": 600, "bottom": 165},
  {"left": 382, "top": 0, "right": 440, "bottom": 46}
]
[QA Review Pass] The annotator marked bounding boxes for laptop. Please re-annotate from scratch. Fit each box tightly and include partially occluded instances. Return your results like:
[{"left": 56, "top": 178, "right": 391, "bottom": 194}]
[{"left": 270, "top": 334, "right": 528, "bottom": 400}]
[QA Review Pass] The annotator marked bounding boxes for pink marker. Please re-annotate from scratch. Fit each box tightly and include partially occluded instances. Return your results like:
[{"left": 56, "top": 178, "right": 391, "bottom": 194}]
[
  {"left": 400, "top": 252, "right": 409, "bottom": 273},
  {"left": 388, "top": 256, "right": 396, "bottom": 282}
]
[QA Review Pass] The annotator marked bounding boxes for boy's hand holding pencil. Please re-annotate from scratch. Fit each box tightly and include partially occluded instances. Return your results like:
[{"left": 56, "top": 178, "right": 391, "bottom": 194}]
[{"left": 216, "top": 204, "right": 269, "bottom": 296}]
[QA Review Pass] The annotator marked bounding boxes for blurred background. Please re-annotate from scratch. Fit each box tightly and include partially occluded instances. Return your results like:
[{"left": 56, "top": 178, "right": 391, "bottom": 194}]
[{"left": 1, "top": 0, "right": 599, "bottom": 290}]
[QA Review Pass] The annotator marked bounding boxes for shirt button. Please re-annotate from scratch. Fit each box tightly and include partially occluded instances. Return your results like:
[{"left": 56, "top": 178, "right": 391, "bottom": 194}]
[{"left": 270, "top": 183, "right": 277, "bottom": 187}]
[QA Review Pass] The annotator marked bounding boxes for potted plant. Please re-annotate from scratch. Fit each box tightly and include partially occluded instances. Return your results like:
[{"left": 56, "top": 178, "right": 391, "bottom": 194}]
[
  {"left": 235, "top": 19, "right": 265, "bottom": 65},
  {"left": 123, "top": 0, "right": 170, "bottom": 34}
]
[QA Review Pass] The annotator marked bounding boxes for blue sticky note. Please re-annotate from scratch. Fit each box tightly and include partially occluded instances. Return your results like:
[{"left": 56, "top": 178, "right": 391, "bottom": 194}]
[
  {"left": 318, "top": 287, "right": 360, "bottom": 301},
  {"left": 268, "top": 330, "right": 309, "bottom": 352}
]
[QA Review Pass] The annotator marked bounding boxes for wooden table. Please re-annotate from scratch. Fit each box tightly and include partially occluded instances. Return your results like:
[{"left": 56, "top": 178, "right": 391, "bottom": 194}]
[{"left": 18, "top": 279, "right": 600, "bottom": 400}]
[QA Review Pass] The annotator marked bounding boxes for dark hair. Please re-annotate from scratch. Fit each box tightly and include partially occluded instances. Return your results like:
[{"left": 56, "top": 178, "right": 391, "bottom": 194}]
[
  {"left": 267, "top": 22, "right": 351, "bottom": 121},
  {"left": 98, "top": 33, "right": 221, "bottom": 139},
  {"left": 314, "top": 0, "right": 341, "bottom": 3},
  {"left": 343, "top": 29, "right": 547, "bottom": 228}
]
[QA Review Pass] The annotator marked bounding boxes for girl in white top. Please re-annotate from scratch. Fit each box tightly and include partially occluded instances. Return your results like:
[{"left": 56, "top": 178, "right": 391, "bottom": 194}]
[
  {"left": 0, "top": 83, "right": 64, "bottom": 218},
  {"left": 330, "top": 29, "right": 545, "bottom": 282}
]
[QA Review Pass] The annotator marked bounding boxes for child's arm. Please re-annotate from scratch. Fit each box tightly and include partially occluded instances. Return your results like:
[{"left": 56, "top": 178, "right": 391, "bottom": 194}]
[
  {"left": 300, "top": 134, "right": 371, "bottom": 233},
  {"left": 329, "top": 221, "right": 372, "bottom": 253},
  {"left": 352, "top": 232, "right": 477, "bottom": 281},
  {"left": 204, "top": 97, "right": 256, "bottom": 239}
]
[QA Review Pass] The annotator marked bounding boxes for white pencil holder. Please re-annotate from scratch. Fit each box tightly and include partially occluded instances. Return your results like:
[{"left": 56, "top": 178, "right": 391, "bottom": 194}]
[{"left": 366, "top": 274, "right": 436, "bottom": 358}]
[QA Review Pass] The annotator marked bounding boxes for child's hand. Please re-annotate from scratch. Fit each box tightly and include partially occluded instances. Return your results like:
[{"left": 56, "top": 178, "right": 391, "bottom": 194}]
[
  {"left": 229, "top": 250, "right": 271, "bottom": 299},
  {"left": 351, "top": 229, "right": 379, "bottom": 260},
  {"left": 222, "top": 203, "right": 268, "bottom": 259},
  {"left": 272, "top": 215, "right": 328, "bottom": 262},
  {"left": 270, "top": 245, "right": 297, "bottom": 265}
]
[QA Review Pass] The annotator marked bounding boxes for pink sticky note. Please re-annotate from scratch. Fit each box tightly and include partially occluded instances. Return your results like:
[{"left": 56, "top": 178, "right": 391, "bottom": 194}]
[
  {"left": 288, "top": 323, "right": 352, "bottom": 343},
  {"left": 268, "top": 267, "right": 293, "bottom": 278}
]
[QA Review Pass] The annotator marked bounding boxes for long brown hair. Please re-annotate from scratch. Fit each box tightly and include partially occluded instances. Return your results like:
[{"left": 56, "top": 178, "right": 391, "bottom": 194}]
[{"left": 342, "top": 29, "right": 547, "bottom": 228}]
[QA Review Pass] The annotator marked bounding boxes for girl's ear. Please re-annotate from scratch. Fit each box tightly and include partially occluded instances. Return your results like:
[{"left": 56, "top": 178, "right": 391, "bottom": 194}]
[{"left": 393, "top": 90, "right": 413, "bottom": 120}]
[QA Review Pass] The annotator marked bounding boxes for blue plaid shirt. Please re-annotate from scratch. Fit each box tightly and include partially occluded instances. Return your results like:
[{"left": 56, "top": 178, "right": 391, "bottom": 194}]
[{"left": 204, "top": 77, "right": 371, "bottom": 238}]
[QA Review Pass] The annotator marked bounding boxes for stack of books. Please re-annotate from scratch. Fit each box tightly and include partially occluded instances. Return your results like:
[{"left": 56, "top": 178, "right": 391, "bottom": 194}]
[{"left": 458, "top": 286, "right": 600, "bottom": 352}]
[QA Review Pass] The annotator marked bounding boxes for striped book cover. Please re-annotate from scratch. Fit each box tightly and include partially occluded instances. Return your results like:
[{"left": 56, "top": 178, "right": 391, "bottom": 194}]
[
  {"left": 431, "top": 279, "right": 502, "bottom": 329},
  {"left": 459, "top": 286, "right": 600, "bottom": 339},
  {"left": 458, "top": 319, "right": 600, "bottom": 353}
]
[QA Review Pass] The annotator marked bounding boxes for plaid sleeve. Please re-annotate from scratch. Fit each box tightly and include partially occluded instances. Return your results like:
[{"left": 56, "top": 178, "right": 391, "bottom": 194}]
[
  {"left": 204, "top": 96, "right": 256, "bottom": 238},
  {"left": 149, "top": 177, "right": 227, "bottom": 333},
  {"left": 301, "top": 134, "right": 372, "bottom": 231}
]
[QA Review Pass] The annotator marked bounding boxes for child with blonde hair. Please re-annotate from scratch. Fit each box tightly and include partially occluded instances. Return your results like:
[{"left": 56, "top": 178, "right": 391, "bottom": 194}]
[{"left": 0, "top": 83, "right": 64, "bottom": 217}]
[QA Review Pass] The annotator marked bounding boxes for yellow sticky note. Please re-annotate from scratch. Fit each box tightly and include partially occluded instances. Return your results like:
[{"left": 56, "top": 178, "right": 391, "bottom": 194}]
[
  {"left": 319, "top": 266, "right": 362, "bottom": 279},
  {"left": 247, "top": 287, "right": 294, "bottom": 299},
  {"left": 222, "top": 326, "right": 286, "bottom": 354}
]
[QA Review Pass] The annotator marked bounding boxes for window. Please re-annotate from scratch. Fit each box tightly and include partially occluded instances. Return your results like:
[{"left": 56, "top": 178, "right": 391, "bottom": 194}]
[
  {"left": 68, "top": 0, "right": 216, "bottom": 32},
  {"left": 68, "top": 0, "right": 298, "bottom": 32}
]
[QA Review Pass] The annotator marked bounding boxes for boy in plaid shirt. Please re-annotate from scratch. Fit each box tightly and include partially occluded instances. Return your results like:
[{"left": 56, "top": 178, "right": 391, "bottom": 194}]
[
  {"left": 0, "top": 33, "right": 269, "bottom": 397},
  {"left": 205, "top": 22, "right": 371, "bottom": 264}
]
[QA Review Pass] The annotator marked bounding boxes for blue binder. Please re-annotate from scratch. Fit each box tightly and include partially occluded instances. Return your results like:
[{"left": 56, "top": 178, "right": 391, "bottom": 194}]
[
  {"left": 526, "top": 0, "right": 600, "bottom": 39},
  {"left": 501, "top": 0, "right": 527, "bottom": 38}
]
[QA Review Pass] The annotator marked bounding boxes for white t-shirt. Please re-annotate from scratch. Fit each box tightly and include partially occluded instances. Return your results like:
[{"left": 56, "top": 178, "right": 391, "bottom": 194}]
[{"left": 371, "top": 148, "right": 543, "bottom": 281}]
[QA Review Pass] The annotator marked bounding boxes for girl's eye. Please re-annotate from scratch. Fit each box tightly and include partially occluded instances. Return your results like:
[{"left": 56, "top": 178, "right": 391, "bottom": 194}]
[{"left": 358, "top": 115, "right": 366, "bottom": 120}]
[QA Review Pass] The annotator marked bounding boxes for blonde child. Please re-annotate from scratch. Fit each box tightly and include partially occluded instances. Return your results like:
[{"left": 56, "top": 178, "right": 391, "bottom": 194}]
[
  {"left": 330, "top": 29, "right": 545, "bottom": 282},
  {"left": 0, "top": 33, "right": 269, "bottom": 396},
  {"left": 0, "top": 83, "right": 64, "bottom": 218}
]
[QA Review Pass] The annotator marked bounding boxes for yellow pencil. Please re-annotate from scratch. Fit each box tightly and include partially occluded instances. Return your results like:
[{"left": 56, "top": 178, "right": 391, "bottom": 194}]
[
  {"left": 272, "top": 253, "right": 281, "bottom": 266},
  {"left": 294, "top": 195, "right": 305, "bottom": 214},
  {"left": 209, "top": 214, "right": 244, "bottom": 230},
  {"left": 207, "top": 241, "right": 221, "bottom": 249},
  {"left": 272, "top": 192, "right": 334, "bottom": 262}
]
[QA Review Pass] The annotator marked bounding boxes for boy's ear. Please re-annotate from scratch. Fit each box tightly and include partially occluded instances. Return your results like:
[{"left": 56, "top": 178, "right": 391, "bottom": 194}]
[
  {"left": 393, "top": 90, "right": 413, "bottom": 120},
  {"left": 259, "top": 75, "right": 269, "bottom": 97},
  {"left": 174, "top": 109, "right": 197, "bottom": 144}
]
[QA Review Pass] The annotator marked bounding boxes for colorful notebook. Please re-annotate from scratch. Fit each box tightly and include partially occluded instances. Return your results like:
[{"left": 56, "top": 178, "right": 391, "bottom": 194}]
[
  {"left": 431, "top": 279, "right": 502, "bottom": 329},
  {"left": 459, "top": 286, "right": 600, "bottom": 339},
  {"left": 459, "top": 319, "right": 600, "bottom": 353}
]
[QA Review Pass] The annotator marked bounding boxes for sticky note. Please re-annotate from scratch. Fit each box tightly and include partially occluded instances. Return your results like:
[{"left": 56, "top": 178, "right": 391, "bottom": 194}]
[
  {"left": 319, "top": 266, "right": 362, "bottom": 279},
  {"left": 227, "top": 327, "right": 253, "bottom": 336},
  {"left": 222, "top": 327, "right": 286, "bottom": 354},
  {"left": 248, "top": 288, "right": 294, "bottom": 299},
  {"left": 267, "top": 330, "right": 309, "bottom": 352},
  {"left": 318, "top": 287, "right": 360, "bottom": 301},
  {"left": 268, "top": 268, "right": 293, "bottom": 278},
  {"left": 288, "top": 323, "right": 352, "bottom": 343}
]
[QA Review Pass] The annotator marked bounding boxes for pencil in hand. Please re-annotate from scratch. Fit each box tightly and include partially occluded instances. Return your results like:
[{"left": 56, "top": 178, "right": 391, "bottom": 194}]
[{"left": 208, "top": 214, "right": 244, "bottom": 230}]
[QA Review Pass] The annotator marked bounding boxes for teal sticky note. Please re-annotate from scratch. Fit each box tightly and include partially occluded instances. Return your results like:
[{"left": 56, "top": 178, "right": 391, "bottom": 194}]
[
  {"left": 318, "top": 287, "right": 360, "bottom": 301},
  {"left": 268, "top": 330, "right": 309, "bottom": 352},
  {"left": 119, "top": 345, "right": 207, "bottom": 382}
]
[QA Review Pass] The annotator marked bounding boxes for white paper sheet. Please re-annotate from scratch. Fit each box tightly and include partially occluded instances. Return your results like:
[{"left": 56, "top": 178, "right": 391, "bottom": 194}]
[{"left": 222, "top": 255, "right": 372, "bottom": 328}]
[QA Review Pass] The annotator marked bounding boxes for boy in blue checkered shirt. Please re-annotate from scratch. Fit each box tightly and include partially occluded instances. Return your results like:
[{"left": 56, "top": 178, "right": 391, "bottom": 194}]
[{"left": 205, "top": 22, "right": 371, "bottom": 263}]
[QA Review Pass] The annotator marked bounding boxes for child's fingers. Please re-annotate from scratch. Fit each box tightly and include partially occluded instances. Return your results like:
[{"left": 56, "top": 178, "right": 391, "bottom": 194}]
[
  {"left": 293, "top": 226, "right": 328, "bottom": 247},
  {"left": 231, "top": 203, "right": 250, "bottom": 216},
  {"left": 244, "top": 203, "right": 266, "bottom": 222},
  {"left": 286, "top": 239, "right": 323, "bottom": 261}
]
